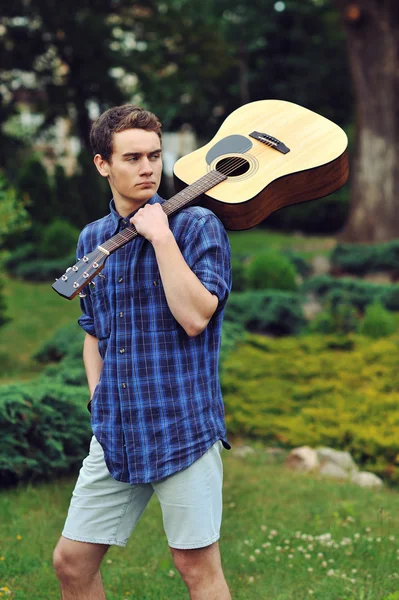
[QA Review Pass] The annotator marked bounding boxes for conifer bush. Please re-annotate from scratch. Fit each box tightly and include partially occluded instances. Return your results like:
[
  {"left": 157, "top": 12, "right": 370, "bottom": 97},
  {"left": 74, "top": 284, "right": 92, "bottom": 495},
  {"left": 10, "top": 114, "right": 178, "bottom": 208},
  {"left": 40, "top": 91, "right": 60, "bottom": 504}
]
[
  {"left": 0, "top": 381, "right": 91, "bottom": 485},
  {"left": 359, "top": 302, "right": 397, "bottom": 339},
  {"left": 245, "top": 250, "right": 298, "bottom": 292},
  {"left": 224, "top": 290, "right": 305, "bottom": 335}
]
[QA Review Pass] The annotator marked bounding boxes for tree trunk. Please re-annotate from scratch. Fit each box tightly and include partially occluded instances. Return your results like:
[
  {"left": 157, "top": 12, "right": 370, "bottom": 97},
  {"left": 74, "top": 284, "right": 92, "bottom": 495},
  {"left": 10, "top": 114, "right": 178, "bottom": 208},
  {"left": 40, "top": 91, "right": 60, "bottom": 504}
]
[{"left": 335, "top": 0, "right": 399, "bottom": 242}]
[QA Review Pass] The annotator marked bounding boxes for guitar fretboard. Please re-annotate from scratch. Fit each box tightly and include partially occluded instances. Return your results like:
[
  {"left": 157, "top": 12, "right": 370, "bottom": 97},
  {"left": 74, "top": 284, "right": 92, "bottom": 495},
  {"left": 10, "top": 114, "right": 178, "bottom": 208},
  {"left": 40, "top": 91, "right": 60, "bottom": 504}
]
[{"left": 100, "top": 169, "right": 227, "bottom": 254}]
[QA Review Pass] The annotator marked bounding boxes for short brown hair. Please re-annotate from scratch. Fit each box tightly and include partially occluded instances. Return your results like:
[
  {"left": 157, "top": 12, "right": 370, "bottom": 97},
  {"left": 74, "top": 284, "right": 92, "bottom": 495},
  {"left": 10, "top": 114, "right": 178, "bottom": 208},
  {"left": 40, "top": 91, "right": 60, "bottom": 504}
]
[{"left": 90, "top": 104, "right": 162, "bottom": 162}]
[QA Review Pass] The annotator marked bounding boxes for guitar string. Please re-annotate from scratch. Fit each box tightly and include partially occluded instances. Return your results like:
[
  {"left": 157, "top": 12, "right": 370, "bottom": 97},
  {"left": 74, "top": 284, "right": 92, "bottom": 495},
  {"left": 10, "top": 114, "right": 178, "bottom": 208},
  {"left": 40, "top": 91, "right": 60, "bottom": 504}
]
[{"left": 67, "top": 141, "right": 276, "bottom": 291}]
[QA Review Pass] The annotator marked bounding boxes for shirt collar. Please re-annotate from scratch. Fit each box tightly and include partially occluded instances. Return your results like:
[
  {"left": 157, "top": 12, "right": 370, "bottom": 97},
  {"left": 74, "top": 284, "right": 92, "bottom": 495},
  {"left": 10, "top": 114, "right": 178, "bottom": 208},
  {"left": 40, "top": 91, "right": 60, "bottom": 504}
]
[{"left": 109, "top": 194, "right": 165, "bottom": 230}]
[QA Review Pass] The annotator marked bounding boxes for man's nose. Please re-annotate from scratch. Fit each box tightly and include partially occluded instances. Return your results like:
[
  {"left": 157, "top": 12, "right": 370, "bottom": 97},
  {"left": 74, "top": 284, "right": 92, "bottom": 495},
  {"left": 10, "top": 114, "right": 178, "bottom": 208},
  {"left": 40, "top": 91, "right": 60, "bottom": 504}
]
[{"left": 139, "top": 157, "right": 153, "bottom": 175}]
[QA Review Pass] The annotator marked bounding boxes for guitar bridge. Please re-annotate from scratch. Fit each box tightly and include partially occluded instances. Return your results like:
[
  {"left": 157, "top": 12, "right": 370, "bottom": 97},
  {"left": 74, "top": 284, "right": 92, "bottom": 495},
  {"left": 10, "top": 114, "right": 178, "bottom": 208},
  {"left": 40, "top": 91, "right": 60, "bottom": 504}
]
[{"left": 249, "top": 131, "right": 290, "bottom": 154}]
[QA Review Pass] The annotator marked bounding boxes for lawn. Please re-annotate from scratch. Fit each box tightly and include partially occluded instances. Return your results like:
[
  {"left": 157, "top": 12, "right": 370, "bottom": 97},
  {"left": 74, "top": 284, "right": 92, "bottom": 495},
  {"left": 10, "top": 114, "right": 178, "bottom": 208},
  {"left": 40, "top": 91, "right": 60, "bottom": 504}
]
[
  {"left": 0, "top": 277, "right": 81, "bottom": 382},
  {"left": 1, "top": 447, "right": 399, "bottom": 599},
  {"left": 228, "top": 227, "right": 335, "bottom": 258}
]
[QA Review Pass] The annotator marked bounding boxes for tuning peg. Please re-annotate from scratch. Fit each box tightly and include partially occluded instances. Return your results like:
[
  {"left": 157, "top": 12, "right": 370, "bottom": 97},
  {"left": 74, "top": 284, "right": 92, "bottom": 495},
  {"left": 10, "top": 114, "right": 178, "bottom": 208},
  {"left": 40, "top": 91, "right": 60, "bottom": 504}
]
[
  {"left": 89, "top": 281, "right": 96, "bottom": 288},
  {"left": 98, "top": 273, "right": 106, "bottom": 279},
  {"left": 78, "top": 292, "right": 87, "bottom": 298}
]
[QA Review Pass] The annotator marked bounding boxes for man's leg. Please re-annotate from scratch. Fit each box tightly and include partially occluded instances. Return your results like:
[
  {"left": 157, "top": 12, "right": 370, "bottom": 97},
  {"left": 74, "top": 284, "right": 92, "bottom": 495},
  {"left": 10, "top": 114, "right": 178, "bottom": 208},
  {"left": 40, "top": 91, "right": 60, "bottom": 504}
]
[
  {"left": 53, "top": 536, "right": 109, "bottom": 600},
  {"left": 170, "top": 542, "right": 231, "bottom": 600}
]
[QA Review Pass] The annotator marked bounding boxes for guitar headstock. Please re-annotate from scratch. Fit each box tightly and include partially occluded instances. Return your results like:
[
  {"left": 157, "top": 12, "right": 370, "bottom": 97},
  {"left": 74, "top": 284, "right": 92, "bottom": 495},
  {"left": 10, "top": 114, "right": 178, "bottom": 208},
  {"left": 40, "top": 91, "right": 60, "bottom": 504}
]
[{"left": 52, "top": 249, "right": 108, "bottom": 300}]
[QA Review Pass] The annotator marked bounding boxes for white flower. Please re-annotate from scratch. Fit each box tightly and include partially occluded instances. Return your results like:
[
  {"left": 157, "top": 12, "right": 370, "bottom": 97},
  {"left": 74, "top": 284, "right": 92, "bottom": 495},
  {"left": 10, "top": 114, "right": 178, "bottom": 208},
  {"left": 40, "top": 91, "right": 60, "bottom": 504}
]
[
  {"left": 308, "top": 567, "right": 313, "bottom": 573},
  {"left": 327, "top": 569, "right": 335, "bottom": 576},
  {"left": 249, "top": 555, "right": 255, "bottom": 562},
  {"left": 255, "top": 549, "right": 261, "bottom": 555}
]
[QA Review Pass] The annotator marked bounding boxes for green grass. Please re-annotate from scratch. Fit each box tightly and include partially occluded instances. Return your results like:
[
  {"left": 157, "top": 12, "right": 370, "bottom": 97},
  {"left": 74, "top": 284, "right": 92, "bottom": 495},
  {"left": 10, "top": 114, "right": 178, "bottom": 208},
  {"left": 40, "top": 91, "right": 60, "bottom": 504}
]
[
  {"left": 2, "top": 447, "right": 399, "bottom": 600},
  {"left": 0, "top": 277, "right": 80, "bottom": 382},
  {"left": 228, "top": 227, "right": 335, "bottom": 258}
]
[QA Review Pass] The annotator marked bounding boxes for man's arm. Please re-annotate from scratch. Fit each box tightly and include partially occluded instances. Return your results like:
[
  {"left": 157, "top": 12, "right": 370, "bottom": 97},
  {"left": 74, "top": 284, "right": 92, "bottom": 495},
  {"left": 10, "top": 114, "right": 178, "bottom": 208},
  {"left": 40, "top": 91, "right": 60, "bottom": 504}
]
[
  {"left": 131, "top": 203, "right": 218, "bottom": 337},
  {"left": 83, "top": 332, "right": 104, "bottom": 398}
]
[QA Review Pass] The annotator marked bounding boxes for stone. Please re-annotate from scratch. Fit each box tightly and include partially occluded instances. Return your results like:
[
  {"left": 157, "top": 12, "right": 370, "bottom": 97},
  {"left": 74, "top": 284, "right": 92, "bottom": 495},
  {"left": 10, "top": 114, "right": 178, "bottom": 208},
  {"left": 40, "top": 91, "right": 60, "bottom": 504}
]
[
  {"left": 311, "top": 255, "right": 331, "bottom": 276},
  {"left": 319, "top": 462, "right": 348, "bottom": 480},
  {"left": 302, "top": 293, "right": 324, "bottom": 320},
  {"left": 232, "top": 445, "right": 255, "bottom": 458},
  {"left": 285, "top": 446, "right": 319, "bottom": 472},
  {"left": 316, "top": 447, "right": 358, "bottom": 475},
  {"left": 351, "top": 471, "right": 383, "bottom": 489}
]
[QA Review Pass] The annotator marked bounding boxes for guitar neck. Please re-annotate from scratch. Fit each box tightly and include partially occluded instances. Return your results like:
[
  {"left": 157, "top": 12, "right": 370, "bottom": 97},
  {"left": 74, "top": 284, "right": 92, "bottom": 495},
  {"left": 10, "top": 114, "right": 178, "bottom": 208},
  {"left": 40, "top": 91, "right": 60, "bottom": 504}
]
[{"left": 100, "top": 170, "right": 227, "bottom": 255}]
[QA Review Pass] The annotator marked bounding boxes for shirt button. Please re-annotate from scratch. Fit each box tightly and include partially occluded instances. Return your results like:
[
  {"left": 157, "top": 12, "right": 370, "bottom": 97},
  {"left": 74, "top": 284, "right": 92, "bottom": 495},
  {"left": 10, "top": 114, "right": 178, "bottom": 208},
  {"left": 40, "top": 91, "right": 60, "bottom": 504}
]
[
  {"left": 118, "top": 276, "right": 124, "bottom": 283},
  {"left": 153, "top": 280, "right": 158, "bottom": 286},
  {"left": 119, "top": 312, "right": 124, "bottom": 318},
  {"left": 122, "top": 383, "right": 127, "bottom": 389},
  {"left": 119, "top": 348, "right": 125, "bottom": 354}
]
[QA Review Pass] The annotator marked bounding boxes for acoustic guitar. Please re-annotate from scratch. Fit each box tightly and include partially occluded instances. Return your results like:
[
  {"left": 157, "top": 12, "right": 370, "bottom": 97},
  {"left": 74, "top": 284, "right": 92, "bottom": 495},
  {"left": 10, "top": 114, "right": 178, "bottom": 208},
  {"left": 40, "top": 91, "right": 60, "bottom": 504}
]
[{"left": 52, "top": 99, "right": 348, "bottom": 300}]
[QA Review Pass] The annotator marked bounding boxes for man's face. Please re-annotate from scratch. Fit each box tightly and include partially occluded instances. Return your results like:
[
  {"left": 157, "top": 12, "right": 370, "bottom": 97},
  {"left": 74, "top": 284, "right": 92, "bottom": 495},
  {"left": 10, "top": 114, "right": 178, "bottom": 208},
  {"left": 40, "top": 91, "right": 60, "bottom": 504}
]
[{"left": 99, "top": 128, "right": 162, "bottom": 207}]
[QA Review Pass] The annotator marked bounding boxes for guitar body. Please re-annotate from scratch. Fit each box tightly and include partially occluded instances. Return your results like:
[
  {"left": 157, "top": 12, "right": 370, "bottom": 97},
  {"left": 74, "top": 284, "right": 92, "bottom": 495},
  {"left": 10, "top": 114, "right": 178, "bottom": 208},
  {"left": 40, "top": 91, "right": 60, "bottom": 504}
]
[{"left": 173, "top": 99, "right": 349, "bottom": 230}]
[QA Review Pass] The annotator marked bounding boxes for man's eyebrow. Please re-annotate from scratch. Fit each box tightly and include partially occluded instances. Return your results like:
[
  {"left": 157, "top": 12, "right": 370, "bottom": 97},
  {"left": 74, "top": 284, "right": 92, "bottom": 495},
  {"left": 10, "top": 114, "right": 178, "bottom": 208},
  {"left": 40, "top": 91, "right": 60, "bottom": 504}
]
[{"left": 122, "top": 149, "right": 162, "bottom": 158}]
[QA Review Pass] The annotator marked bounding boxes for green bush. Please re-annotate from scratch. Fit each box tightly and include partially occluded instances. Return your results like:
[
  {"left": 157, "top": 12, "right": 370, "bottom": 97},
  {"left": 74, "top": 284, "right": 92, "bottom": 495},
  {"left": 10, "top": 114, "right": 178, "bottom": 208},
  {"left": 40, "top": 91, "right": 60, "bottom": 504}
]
[
  {"left": 13, "top": 253, "right": 77, "bottom": 282},
  {"left": 34, "top": 322, "right": 84, "bottom": 363},
  {"left": 331, "top": 241, "right": 399, "bottom": 275},
  {"left": 3, "top": 243, "right": 37, "bottom": 273},
  {"left": 38, "top": 219, "right": 80, "bottom": 259},
  {"left": 224, "top": 290, "right": 305, "bottom": 335},
  {"left": 221, "top": 332, "right": 399, "bottom": 482},
  {"left": 282, "top": 250, "right": 311, "bottom": 278},
  {"left": 231, "top": 256, "right": 247, "bottom": 292},
  {"left": 0, "top": 274, "right": 10, "bottom": 328},
  {"left": 302, "top": 275, "right": 388, "bottom": 311},
  {"left": 245, "top": 250, "right": 298, "bottom": 292},
  {"left": 359, "top": 302, "right": 397, "bottom": 339},
  {"left": 0, "top": 380, "right": 91, "bottom": 484},
  {"left": 306, "top": 300, "right": 360, "bottom": 335},
  {"left": 265, "top": 188, "right": 349, "bottom": 234}
]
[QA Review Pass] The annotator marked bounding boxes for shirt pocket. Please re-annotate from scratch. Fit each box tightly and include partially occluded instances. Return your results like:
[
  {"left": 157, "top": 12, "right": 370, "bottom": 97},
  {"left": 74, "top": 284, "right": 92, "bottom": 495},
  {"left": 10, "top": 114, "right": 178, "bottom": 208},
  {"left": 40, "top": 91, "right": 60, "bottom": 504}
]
[
  {"left": 90, "top": 285, "right": 112, "bottom": 340},
  {"left": 132, "top": 278, "right": 179, "bottom": 332}
]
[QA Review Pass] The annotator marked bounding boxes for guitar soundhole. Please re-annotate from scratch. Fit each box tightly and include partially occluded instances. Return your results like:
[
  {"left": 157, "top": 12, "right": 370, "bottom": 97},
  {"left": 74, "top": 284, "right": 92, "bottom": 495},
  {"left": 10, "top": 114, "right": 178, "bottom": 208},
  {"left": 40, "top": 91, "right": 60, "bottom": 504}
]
[{"left": 216, "top": 157, "right": 250, "bottom": 177}]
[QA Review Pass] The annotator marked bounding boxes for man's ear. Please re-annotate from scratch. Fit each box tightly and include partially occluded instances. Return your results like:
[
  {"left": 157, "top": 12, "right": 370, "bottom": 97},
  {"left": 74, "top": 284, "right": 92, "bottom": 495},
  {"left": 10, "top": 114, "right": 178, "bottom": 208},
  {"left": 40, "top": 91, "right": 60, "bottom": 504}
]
[{"left": 94, "top": 154, "right": 110, "bottom": 178}]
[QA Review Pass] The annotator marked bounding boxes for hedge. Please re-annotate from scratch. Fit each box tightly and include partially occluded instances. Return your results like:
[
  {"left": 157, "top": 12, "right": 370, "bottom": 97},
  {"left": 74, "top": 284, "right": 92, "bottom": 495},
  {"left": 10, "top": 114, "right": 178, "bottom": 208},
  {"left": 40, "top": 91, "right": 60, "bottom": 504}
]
[
  {"left": 221, "top": 333, "right": 399, "bottom": 483},
  {"left": 331, "top": 240, "right": 399, "bottom": 275},
  {"left": 302, "top": 274, "right": 399, "bottom": 312},
  {"left": 224, "top": 290, "right": 306, "bottom": 335},
  {"left": 0, "top": 381, "right": 91, "bottom": 485}
]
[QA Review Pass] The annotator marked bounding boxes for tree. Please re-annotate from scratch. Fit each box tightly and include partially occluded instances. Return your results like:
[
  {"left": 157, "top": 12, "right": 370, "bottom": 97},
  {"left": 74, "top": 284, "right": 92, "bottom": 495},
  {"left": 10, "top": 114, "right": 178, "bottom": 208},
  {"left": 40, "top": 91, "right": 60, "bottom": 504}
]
[{"left": 334, "top": 0, "right": 399, "bottom": 242}]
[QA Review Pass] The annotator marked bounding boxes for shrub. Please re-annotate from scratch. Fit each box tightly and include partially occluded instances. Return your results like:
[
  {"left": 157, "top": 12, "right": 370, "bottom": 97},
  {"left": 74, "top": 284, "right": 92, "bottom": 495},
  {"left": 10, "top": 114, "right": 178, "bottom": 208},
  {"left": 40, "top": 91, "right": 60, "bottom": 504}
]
[
  {"left": 38, "top": 219, "right": 80, "bottom": 259},
  {"left": 306, "top": 300, "right": 359, "bottom": 335},
  {"left": 245, "top": 250, "right": 298, "bottom": 292},
  {"left": 3, "top": 243, "right": 37, "bottom": 273},
  {"left": 231, "top": 256, "right": 247, "bottom": 292},
  {"left": 0, "top": 274, "right": 10, "bottom": 328},
  {"left": 282, "top": 250, "right": 311, "bottom": 278},
  {"left": 331, "top": 241, "right": 399, "bottom": 275},
  {"left": 264, "top": 188, "right": 349, "bottom": 234},
  {"left": 13, "top": 253, "right": 77, "bottom": 282},
  {"left": 359, "top": 302, "right": 397, "bottom": 339},
  {"left": 302, "top": 275, "right": 389, "bottom": 312},
  {"left": 224, "top": 290, "right": 305, "bottom": 335},
  {"left": 0, "top": 380, "right": 91, "bottom": 485},
  {"left": 221, "top": 332, "right": 399, "bottom": 483},
  {"left": 34, "top": 322, "right": 84, "bottom": 363}
]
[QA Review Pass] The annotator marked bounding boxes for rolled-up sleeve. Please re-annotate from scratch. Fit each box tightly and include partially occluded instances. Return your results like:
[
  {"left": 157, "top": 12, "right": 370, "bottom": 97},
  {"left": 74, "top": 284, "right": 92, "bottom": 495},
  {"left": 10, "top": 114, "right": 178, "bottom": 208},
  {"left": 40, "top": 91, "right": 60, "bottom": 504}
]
[
  {"left": 183, "top": 214, "right": 232, "bottom": 314},
  {"left": 76, "top": 234, "right": 96, "bottom": 336}
]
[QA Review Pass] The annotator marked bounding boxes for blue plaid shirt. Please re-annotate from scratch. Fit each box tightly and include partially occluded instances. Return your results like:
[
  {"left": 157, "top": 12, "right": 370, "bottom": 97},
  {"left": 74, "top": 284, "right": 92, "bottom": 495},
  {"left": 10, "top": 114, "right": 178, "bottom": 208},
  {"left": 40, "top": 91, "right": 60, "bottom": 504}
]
[{"left": 77, "top": 195, "right": 232, "bottom": 484}]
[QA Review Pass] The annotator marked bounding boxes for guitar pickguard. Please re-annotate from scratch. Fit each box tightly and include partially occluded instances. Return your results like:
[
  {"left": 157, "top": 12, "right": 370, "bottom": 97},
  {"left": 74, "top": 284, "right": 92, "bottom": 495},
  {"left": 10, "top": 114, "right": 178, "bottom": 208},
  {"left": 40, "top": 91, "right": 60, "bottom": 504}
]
[{"left": 205, "top": 135, "right": 252, "bottom": 165}]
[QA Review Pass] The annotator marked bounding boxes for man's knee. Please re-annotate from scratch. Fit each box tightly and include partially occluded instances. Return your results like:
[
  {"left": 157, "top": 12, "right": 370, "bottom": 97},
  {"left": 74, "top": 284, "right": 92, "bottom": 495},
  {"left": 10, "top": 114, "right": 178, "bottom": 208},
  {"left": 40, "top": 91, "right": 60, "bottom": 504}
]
[
  {"left": 171, "top": 542, "right": 222, "bottom": 585},
  {"left": 53, "top": 537, "right": 108, "bottom": 583}
]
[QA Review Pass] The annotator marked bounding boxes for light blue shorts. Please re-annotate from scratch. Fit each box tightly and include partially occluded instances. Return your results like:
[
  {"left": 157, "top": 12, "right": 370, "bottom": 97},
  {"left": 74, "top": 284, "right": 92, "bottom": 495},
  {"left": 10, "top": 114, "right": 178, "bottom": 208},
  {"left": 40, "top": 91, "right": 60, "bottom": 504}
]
[{"left": 62, "top": 436, "right": 224, "bottom": 549}]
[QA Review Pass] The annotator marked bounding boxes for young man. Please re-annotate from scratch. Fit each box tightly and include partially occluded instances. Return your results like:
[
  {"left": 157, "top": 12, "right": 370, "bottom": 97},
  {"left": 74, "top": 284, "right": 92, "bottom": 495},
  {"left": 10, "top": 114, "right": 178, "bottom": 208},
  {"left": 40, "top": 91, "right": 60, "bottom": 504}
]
[{"left": 53, "top": 105, "right": 232, "bottom": 600}]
